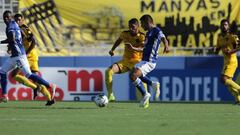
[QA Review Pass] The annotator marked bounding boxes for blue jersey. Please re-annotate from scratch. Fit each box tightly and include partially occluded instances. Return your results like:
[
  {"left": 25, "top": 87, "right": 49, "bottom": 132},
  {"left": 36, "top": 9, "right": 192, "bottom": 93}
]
[
  {"left": 142, "top": 27, "right": 165, "bottom": 63},
  {"left": 6, "top": 20, "right": 26, "bottom": 57}
]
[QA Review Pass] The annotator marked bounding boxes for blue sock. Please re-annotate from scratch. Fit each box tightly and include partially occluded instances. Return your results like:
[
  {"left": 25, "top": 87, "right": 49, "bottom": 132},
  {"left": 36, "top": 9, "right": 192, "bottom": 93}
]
[
  {"left": 133, "top": 78, "right": 146, "bottom": 96},
  {"left": 0, "top": 73, "right": 7, "bottom": 95},
  {"left": 140, "top": 76, "right": 152, "bottom": 85},
  {"left": 28, "top": 74, "right": 50, "bottom": 88}
]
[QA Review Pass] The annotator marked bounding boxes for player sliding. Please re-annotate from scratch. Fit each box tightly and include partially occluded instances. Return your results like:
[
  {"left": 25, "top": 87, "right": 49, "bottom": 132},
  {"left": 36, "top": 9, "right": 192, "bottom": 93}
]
[
  {"left": 0, "top": 10, "right": 56, "bottom": 106},
  {"left": 105, "top": 18, "right": 160, "bottom": 102},
  {"left": 214, "top": 19, "right": 240, "bottom": 104},
  {"left": 130, "top": 14, "right": 169, "bottom": 108}
]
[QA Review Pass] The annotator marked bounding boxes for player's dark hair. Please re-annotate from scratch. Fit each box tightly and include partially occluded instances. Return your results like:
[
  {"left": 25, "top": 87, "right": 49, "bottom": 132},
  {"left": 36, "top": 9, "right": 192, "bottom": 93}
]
[
  {"left": 140, "top": 14, "right": 153, "bottom": 23},
  {"left": 3, "top": 10, "right": 12, "bottom": 16},
  {"left": 14, "top": 13, "right": 23, "bottom": 19},
  {"left": 220, "top": 19, "right": 229, "bottom": 25},
  {"left": 128, "top": 18, "right": 139, "bottom": 25}
]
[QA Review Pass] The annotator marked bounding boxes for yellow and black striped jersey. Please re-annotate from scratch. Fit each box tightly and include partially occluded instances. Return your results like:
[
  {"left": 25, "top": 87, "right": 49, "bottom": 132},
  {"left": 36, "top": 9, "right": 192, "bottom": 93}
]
[{"left": 119, "top": 30, "right": 145, "bottom": 62}]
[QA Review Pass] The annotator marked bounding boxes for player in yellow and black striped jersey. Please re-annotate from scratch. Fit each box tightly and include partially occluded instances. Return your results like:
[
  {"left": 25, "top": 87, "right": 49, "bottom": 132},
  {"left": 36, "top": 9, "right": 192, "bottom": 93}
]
[
  {"left": 105, "top": 18, "right": 145, "bottom": 101},
  {"left": 215, "top": 19, "right": 240, "bottom": 104},
  {"left": 10, "top": 13, "right": 54, "bottom": 105}
]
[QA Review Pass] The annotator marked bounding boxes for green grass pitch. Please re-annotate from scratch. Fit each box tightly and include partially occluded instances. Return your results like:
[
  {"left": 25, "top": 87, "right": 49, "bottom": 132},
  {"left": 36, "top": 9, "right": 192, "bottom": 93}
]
[{"left": 0, "top": 101, "right": 240, "bottom": 135}]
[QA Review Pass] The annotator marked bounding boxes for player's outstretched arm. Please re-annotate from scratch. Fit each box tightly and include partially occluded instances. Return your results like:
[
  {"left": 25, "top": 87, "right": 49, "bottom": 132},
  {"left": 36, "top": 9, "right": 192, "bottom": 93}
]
[
  {"left": 161, "top": 37, "right": 169, "bottom": 53},
  {"left": 0, "top": 39, "right": 10, "bottom": 44},
  {"left": 109, "top": 37, "right": 122, "bottom": 56}
]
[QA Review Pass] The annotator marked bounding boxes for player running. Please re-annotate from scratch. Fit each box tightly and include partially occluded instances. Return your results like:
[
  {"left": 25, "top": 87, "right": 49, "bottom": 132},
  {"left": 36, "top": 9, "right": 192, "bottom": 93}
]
[
  {"left": 214, "top": 19, "right": 240, "bottom": 104},
  {"left": 11, "top": 13, "right": 53, "bottom": 102},
  {"left": 0, "top": 10, "right": 56, "bottom": 106},
  {"left": 105, "top": 18, "right": 160, "bottom": 102},
  {"left": 130, "top": 14, "right": 169, "bottom": 108}
]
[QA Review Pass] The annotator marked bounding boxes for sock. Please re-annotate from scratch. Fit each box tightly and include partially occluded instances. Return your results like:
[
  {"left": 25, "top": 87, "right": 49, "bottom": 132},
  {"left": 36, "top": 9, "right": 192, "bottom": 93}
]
[
  {"left": 136, "top": 83, "right": 148, "bottom": 100},
  {"left": 133, "top": 78, "right": 146, "bottom": 96},
  {"left": 0, "top": 73, "right": 7, "bottom": 95},
  {"left": 14, "top": 74, "right": 37, "bottom": 89},
  {"left": 225, "top": 79, "right": 240, "bottom": 93},
  {"left": 235, "top": 73, "right": 240, "bottom": 85},
  {"left": 140, "top": 76, "right": 152, "bottom": 85},
  {"left": 28, "top": 74, "right": 50, "bottom": 88},
  {"left": 227, "top": 86, "right": 240, "bottom": 102},
  {"left": 105, "top": 68, "right": 114, "bottom": 96},
  {"left": 40, "top": 85, "right": 51, "bottom": 101}
]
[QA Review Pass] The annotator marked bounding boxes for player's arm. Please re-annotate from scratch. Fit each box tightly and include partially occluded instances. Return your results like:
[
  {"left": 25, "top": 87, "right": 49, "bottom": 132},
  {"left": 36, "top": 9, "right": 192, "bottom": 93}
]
[
  {"left": 214, "top": 36, "right": 221, "bottom": 54},
  {"left": 109, "top": 37, "right": 123, "bottom": 56},
  {"left": 125, "top": 43, "right": 144, "bottom": 52},
  {"left": 0, "top": 38, "right": 11, "bottom": 54},
  {"left": 0, "top": 39, "right": 10, "bottom": 44},
  {"left": 25, "top": 33, "right": 36, "bottom": 55},
  {"left": 4, "top": 31, "right": 15, "bottom": 55},
  {"left": 224, "top": 36, "right": 240, "bottom": 55},
  {"left": 7, "top": 31, "right": 16, "bottom": 44},
  {"left": 228, "top": 36, "right": 240, "bottom": 54},
  {"left": 161, "top": 37, "right": 169, "bottom": 53}
]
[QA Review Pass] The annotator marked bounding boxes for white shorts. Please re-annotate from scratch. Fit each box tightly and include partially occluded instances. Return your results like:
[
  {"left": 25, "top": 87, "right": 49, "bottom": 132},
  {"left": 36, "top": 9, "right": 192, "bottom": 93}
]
[
  {"left": 0, "top": 55, "right": 32, "bottom": 77},
  {"left": 134, "top": 61, "right": 156, "bottom": 77}
]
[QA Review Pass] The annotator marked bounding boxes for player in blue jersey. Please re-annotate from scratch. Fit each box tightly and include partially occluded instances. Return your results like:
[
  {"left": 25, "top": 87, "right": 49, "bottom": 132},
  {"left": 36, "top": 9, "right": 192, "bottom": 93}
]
[
  {"left": 0, "top": 10, "right": 56, "bottom": 106},
  {"left": 130, "top": 14, "right": 169, "bottom": 108}
]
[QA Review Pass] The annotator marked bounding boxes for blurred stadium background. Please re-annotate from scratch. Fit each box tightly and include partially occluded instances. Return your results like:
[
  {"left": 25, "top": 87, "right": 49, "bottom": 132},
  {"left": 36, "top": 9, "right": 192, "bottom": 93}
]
[{"left": 0, "top": 0, "right": 240, "bottom": 102}]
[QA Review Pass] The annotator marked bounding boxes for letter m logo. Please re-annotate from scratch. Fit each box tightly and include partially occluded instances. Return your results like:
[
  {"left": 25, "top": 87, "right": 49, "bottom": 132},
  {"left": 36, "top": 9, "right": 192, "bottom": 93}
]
[{"left": 68, "top": 70, "right": 103, "bottom": 92}]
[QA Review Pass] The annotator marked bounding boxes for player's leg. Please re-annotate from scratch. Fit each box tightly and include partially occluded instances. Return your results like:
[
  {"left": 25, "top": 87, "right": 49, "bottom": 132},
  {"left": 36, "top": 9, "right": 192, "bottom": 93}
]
[
  {"left": 11, "top": 68, "right": 40, "bottom": 99},
  {"left": 105, "top": 61, "right": 123, "bottom": 102},
  {"left": 30, "top": 70, "right": 53, "bottom": 104},
  {"left": 227, "top": 86, "right": 240, "bottom": 104},
  {"left": 130, "top": 68, "right": 150, "bottom": 108},
  {"left": 221, "top": 65, "right": 240, "bottom": 103},
  {"left": 132, "top": 61, "right": 157, "bottom": 108},
  {"left": 128, "top": 62, "right": 148, "bottom": 101},
  {"left": 0, "top": 58, "right": 16, "bottom": 102},
  {"left": 140, "top": 76, "right": 160, "bottom": 101},
  {"left": 29, "top": 59, "right": 41, "bottom": 100},
  {"left": 18, "top": 55, "right": 55, "bottom": 105},
  {"left": 39, "top": 85, "right": 55, "bottom": 106},
  {"left": 130, "top": 62, "right": 151, "bottom": 108},
  {"left": 27, "top": 74, "right": 56, "bottom": 105},
  {"left": 130, "top": 68, "right": 147, "bottom": 95},
  {"left": 0, "top": 71, "right": 8, "bottom": 102},
  {"left": 222, "top": 75, "right": 240, "bottom": 102}
]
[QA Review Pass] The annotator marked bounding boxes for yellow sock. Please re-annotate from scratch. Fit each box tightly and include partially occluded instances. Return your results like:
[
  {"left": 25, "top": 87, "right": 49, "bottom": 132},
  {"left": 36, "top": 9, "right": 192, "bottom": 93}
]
[
  {"left": 235, "top": 73, "right": 240, "bottom": 85},
  {"left": 227, "top": 86, "right": 240, "bottom": 102},
  {"left": 14, "top": 74, "right": 37, "bottom": 89},
  {"left": 105, "top": 68, "right": 114, "bottom": 96},
  {"left": 39, "top": 85, "right": 51, "bottom": 101}
]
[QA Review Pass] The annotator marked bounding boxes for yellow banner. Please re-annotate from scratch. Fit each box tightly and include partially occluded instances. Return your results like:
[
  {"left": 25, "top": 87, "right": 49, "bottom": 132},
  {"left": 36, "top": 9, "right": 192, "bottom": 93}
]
[{"left": 19, "top": 0, "right": 240, "bottom": 53}]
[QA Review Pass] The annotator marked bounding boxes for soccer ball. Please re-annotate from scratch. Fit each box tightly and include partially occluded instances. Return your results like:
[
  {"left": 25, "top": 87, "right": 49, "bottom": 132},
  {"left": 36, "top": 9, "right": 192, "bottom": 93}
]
[{"left": 93, "top": 94, "right": 109, "bottom": 107}]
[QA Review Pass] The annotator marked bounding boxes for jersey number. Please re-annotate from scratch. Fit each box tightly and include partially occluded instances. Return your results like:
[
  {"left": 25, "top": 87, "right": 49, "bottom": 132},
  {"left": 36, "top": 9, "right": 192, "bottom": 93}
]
[{"left": 16, "top": 60, "right": 23, "bottom": 68}]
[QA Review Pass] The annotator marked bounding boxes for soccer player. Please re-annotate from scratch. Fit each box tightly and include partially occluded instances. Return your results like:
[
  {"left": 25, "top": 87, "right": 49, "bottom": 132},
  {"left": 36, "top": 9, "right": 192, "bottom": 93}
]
[
  {"left": 130, "top": 14, "right": 169, "bottom": 108},
  {"left": 214, "top": 19, "right": 240, "bottom": 104},
  {"left": 105, "top": 18, "right": 160, "bottom": 102},
  {"left": 0, "top": 10, "right": 56, "bottom": 106},
  {"left": 10, "top": 13, "right": 53, "bottom": 102}
]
